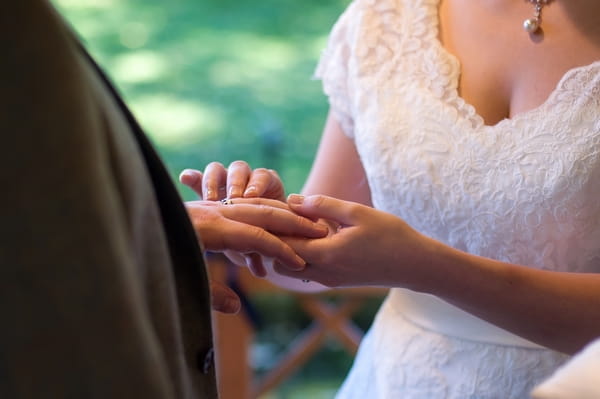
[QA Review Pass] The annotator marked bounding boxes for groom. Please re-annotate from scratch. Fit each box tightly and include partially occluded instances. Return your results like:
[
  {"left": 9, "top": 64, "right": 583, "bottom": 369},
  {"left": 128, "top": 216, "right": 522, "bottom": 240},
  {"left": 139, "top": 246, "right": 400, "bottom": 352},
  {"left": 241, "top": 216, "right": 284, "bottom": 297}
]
[{"left": 0, "top": 1, "right": 321, "bottom": 397}]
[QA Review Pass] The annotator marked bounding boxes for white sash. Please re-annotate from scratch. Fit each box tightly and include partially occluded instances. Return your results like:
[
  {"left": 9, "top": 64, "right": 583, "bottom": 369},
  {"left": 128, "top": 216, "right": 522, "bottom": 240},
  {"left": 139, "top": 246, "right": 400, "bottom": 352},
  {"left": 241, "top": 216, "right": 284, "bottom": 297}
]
[{"left": 390, "top": 288, "right": 545, "bottom": 349}]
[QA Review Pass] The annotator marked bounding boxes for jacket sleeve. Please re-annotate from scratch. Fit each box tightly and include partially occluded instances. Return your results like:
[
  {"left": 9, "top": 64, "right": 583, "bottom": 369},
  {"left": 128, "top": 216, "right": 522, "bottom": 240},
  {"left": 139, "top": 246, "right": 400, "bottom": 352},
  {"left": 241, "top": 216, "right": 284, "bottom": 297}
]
[{"left": 0, "top": 2, "right": 177, "bottom": 398}]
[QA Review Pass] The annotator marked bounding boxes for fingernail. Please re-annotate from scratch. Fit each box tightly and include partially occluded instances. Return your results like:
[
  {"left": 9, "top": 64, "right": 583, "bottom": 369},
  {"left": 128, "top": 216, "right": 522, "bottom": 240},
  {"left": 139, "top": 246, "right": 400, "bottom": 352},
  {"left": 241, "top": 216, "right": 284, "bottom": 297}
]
[
  {"left": 316, "top": 224, "right": 328, "bottom": 234},
  {"left": 226, "top": 298, "right": 241, "bottom": 313},
  {"left": 244, "top": 186, "right": 257, "bottom": 196},
  {"left": 288, "top": 194, "right": 304, "bottom": 205},
  {"left": 179, "top": 170, "right": 197, "bottom": 183},
  {"left": 228, "top": 186, "right": 241, "bottom": 198},
  {"left": 294, "top": 255, "right": 306, "bottom": 270}
]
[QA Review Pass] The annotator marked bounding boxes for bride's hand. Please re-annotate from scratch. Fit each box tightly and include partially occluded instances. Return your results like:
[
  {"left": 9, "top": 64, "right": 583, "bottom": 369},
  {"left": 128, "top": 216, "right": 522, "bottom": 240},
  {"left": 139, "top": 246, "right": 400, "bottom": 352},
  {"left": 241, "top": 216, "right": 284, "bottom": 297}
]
[
  {"left": 275, "top": 194, "right": 439, "bottom": 289},
  {"left": 179, "top": 160, "right": 285, "bottom": 202}
]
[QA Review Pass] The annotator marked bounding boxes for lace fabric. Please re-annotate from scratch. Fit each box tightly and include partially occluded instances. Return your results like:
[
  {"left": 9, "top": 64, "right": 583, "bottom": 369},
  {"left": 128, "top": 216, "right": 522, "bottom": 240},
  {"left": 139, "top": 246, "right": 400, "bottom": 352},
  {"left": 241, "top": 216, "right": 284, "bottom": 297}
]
[{"left": 315, "top": 0, "right": 600, "bottom": 397}]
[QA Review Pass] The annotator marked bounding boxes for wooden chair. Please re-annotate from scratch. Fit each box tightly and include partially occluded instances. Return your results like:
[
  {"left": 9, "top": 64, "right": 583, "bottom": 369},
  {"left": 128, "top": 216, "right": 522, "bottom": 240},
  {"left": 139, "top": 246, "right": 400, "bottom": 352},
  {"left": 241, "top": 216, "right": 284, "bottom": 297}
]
[{"left": 209, "top": 254, "right": 387, "bottom": 398}]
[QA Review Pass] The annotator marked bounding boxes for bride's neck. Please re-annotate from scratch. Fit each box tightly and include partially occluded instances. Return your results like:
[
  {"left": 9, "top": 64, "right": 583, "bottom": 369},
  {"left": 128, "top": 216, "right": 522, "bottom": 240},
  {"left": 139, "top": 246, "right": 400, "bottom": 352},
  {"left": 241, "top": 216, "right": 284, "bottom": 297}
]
[{"left": 557, "top": 0, "right": 600, "bottom": 40}]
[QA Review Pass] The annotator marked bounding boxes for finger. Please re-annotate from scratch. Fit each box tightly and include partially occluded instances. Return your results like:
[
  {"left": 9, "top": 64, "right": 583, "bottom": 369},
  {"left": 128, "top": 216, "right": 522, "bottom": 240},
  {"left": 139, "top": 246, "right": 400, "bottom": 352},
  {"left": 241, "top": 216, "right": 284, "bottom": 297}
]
[
  {"left": 272, "top": 260, "right": 321, "bottom": 283},
  {"left": 287, "top": 194, "right": 364, "bottom": 226},
  {"left": 210, "top": 281, "right": 241, "bottom": 314},
  {"left": 244, "top": 168, "right": 284, "bottom": 200},
  {"left": 278, "top": 235, "right": 327, "bottom": 266},
  {"left": 203, "top": 162, "right": 227, "bottom": 201},
  {"left": 265, "top": 169, "right": 285, "bottom": 200},
  {"left": 227, "top": 160, "right": 252, "bottom": 198},
  {"left": 245, "top": 253, "right": 267, "bottom": 277},
  {"left": 223, "top": 197, "right": 289, "bottom": 210},
  {"left": 179, "top": 169, "right": 204, "bottom": 198},
  {"left": 214, "top": 219, "right": 306, "bottom": 271},
  {"left": 243, "top": 168, "right": 270, "bottom": 197},
  {"left": 220, "top": 203, "right": 328, "bottom": 238}
]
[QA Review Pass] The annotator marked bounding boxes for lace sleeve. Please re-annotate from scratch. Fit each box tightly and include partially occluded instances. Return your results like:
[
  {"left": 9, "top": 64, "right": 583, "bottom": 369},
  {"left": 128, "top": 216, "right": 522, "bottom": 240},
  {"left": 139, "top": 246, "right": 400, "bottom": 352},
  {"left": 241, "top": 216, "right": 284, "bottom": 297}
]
[{"left": 313, "top": 1, "right": 362, "bottom": 139}]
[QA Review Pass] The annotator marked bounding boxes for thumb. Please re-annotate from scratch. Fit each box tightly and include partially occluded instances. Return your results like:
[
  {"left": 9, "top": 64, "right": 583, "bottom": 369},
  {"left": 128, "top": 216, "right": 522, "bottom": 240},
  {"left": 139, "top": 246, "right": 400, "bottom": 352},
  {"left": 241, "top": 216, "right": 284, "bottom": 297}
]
[
  {"left": 210, "top": 281, "right": 241, "bottom": 314},
  {"left": 286, "top": 194, "right": 362, "bottom": 226},
  {"left": 179, "top": 169, "right": 204, "bottom": 198}
]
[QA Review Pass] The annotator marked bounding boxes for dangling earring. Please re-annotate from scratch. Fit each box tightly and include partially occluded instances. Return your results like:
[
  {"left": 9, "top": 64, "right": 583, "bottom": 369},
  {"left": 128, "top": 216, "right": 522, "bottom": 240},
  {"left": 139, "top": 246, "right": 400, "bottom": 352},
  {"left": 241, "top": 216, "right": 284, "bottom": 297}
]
[{"left": 523, "top": 0, "right": 551, "bottom": 33}]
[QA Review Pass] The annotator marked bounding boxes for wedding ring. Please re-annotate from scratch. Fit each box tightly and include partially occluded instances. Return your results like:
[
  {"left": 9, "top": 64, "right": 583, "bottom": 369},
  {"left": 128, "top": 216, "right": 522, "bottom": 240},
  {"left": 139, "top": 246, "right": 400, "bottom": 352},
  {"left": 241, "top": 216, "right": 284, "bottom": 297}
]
[{"left": 220, "top": 198, "right": 234, "bottom": 205}]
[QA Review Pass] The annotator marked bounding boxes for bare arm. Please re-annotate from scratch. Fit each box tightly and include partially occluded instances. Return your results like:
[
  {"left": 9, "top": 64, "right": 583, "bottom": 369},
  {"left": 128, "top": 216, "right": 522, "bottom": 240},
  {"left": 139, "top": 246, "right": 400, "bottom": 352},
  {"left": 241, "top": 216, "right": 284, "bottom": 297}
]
[
  {"left": 431, "top": 246, "right": 600, "bottom": 355},
  {"left": 301, "top": 111, "right": 372, "bottom": 206},
  {"left": 276, "top": 195, "right": 600, "bottom": 354}
]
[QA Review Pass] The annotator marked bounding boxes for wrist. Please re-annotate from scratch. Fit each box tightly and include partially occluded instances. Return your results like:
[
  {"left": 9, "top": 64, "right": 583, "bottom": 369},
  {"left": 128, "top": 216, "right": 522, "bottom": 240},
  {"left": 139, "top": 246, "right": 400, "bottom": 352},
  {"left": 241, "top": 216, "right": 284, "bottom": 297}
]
[{"left": 404, "top": 235, "right": 461, "bottom": 294}]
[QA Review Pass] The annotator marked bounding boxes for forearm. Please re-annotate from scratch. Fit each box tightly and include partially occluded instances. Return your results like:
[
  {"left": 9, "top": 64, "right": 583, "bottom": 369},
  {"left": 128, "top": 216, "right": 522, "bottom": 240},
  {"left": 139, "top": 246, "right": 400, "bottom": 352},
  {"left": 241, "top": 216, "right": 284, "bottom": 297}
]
[
  {"left": 423, "top": 242, "right": 600, "bottom": 354},
  {"left": 301, "top": 111, "right": 372, "bottom": 206}
]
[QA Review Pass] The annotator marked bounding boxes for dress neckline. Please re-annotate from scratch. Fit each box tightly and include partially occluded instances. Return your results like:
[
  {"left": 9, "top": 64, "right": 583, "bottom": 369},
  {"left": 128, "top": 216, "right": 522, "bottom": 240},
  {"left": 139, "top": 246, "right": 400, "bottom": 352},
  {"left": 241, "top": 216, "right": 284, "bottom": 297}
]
[{"left": 425, "top": 0, "right": 600, "bottom": 130}]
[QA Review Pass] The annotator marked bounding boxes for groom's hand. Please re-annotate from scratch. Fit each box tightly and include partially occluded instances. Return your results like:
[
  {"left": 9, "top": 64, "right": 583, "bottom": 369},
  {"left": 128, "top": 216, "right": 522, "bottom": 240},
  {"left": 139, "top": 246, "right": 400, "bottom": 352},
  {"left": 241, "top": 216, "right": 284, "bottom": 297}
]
[
  {"left": 184, "top": 198, "right": 328, "bottom": 276},
  {"left": 210, "top": 281, "right": 241, "bottom": 314},
  {"left": 180, "top": 161, "right": 285, "bottom": 201}
]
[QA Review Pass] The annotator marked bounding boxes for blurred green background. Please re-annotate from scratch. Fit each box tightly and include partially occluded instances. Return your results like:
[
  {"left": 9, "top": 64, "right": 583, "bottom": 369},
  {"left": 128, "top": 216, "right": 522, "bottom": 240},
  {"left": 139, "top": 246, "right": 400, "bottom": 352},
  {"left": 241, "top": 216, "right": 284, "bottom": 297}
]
[
  {"left": 55, "top": 0, "right": 351, "bottom": 200},
  {"left": 54, "top": 0, "right": 385, "bottom": 397}
]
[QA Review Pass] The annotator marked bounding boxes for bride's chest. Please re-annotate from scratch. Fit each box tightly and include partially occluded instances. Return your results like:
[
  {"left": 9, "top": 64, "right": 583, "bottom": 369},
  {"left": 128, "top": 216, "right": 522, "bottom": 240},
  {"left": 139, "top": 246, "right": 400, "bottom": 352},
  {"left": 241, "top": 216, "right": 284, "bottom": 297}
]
[{"left": 352, "top": 84, "right": 600, "bottom": 232}]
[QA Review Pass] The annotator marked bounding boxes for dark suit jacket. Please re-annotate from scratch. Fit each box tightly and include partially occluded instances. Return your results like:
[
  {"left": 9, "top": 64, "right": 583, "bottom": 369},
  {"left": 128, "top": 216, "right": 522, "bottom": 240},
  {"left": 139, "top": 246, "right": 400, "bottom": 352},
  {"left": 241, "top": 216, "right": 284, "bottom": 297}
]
[{"left": 0, "top": 1, "right": 217, "bottom": 397}]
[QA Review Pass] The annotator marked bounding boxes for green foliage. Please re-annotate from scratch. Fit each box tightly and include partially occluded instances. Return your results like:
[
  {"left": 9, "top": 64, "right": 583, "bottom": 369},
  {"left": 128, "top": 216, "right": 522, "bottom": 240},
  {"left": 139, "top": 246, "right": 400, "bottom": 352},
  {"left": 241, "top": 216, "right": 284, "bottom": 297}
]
[{"left": 55, "top": 0, "right": 351, "bottom": 200}]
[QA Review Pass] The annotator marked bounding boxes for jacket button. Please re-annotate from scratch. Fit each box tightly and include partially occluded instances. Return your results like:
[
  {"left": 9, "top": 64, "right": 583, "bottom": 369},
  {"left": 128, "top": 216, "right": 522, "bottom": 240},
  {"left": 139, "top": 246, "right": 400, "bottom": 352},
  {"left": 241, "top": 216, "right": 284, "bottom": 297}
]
[{"left": 197, "top": 347, "right": 214, "bottom": 374}]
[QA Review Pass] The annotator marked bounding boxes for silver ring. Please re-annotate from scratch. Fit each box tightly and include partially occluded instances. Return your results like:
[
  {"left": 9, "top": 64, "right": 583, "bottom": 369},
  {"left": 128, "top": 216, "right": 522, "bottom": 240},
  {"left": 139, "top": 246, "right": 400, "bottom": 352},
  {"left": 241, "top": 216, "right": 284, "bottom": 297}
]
[
  {"left": 220, "top": 198, "right": 234, "bottom": 205},
  {"left": 301, "top": 279, "right": 310, "bottom": 283}
]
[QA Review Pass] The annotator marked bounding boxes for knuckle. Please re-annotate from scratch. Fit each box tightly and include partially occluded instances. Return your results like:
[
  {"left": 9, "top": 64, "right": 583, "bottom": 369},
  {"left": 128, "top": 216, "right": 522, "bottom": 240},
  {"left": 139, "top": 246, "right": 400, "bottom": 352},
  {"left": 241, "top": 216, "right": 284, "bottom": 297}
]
[
  {"left": 203, "top": 174, "right": 217, "bottom": 184},
  {"left": 234, "top": 229, "right": 260, "bottom": 253},
  {"left": 253, "top": 168, "right": 270, "bottom": 179},
  {"left": 347, "top": 202, "right": 362, "bottom": 215},
  {"left": 298, "top": 217, "right": 317, "bottom": 232},
  {"left": 206, "top": 161, "right": 224, "bottom": 171},
  {"left": 253, "top": 227, "right": 267, "bottom": 241},
  {"left": 230, "top": 160, "right": 250, "bottom": 170},
  {"left": 319, "top": 251, "right": 335, "bottom": 265},
  {"left": 254, "top": 167, "right": 269, "bottom": 174},
  {"left": 311, "top": 195, "right": 327, "bottom": 208},
  {"left": 258, "top": 204, "right": 275, "bottom": 217},
  {"left": 250, "top": 228, "right": 272, "bottom": 250}
]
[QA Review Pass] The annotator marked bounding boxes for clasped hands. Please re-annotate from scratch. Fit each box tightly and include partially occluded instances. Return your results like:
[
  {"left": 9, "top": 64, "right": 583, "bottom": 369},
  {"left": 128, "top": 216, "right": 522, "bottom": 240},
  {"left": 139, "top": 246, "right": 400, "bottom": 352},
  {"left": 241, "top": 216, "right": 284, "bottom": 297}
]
[{"left": 180, "top": 161, "right": 436, "bottom": 314}]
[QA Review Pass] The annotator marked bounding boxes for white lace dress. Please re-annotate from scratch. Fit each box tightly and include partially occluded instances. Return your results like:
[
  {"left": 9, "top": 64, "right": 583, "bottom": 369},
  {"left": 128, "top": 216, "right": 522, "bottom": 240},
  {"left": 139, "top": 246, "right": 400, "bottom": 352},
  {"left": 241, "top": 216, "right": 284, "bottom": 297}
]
[{"left": 314, "top": 0, "right": 600, "bottom": 397}]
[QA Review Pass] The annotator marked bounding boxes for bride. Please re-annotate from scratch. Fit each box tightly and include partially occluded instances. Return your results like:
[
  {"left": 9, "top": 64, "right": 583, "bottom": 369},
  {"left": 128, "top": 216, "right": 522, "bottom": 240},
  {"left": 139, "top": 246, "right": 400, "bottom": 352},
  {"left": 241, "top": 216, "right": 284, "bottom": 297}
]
[{"left": 182, "top": 0, "right": 600, "bottom": 396}]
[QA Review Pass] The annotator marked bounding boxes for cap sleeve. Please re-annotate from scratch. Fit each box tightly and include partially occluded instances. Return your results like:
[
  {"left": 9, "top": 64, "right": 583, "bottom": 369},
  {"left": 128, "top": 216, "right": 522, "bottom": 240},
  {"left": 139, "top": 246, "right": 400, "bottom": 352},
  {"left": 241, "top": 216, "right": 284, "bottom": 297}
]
[{"left": 314, "top": 1, "right": 362, "bottom": 139}]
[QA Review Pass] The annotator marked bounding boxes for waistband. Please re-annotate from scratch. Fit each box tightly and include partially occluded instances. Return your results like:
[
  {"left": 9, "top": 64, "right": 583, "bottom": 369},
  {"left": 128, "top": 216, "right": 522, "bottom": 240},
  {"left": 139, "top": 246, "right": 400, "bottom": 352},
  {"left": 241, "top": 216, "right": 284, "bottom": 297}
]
[{"left": 389, "top": 288, "right": 546, "bottom": 349}]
